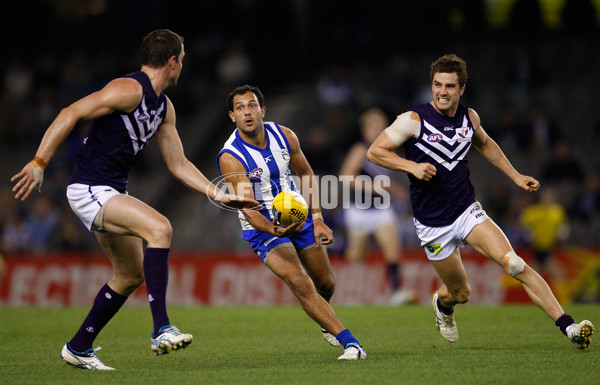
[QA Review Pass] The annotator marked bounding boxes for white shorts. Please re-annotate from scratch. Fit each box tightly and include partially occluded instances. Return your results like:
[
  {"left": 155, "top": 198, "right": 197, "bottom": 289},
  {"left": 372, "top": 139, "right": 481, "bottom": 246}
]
[
  {"left": 66, "top": 184, "right": 121, "bottom": 231},
  {"left": 413, "top": 201, "right": 490, "bottom": 261},
  {"left": 344, "top": 206, "right": 397, "bottom": 237}
]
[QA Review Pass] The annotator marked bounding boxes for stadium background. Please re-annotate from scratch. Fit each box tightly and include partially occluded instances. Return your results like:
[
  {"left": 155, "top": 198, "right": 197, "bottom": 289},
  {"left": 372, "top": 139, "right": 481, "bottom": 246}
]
[{"left": 1, "top": 0, "right": 599, "bottom": 305}]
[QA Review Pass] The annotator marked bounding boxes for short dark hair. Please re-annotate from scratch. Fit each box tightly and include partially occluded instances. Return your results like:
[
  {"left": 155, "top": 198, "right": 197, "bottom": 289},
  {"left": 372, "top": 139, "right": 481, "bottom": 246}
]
[
  {"left": 141, "top": 29, "right": 184, "bottom": 68},
  {"left": 430, "top": 54, "right": 467, "bottom": 88},
  {"left": 227, "top": 85, "right": 265, "bottom": 111}
]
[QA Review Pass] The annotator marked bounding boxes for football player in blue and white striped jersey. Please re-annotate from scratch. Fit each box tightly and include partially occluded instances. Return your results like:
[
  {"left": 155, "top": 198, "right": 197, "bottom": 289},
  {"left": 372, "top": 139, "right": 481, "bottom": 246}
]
[{"left": 218, "top": 85, "right": 366, "bottom": 360}]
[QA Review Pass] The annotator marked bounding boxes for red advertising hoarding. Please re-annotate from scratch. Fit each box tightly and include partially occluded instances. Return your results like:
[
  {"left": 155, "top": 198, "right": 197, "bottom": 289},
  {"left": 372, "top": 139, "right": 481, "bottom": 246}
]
[{"left": 1, "top": 247, "right": 598, "bottom": 306}]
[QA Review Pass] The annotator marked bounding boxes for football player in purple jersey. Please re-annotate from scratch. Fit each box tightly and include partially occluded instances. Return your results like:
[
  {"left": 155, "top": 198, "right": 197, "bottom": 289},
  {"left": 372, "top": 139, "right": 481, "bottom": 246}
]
[
  {"left": 367, "top": 54, "right": 593, "bottom": 349},
  {"left": 11, "top": 29, "right": 259, "bottom": 370}
]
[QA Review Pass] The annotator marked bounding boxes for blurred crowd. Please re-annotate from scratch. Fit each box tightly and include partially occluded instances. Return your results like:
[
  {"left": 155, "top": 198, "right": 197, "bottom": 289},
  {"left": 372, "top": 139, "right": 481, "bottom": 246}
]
[{"left": 2, "top": 0, "right": 600, "bottom": 256}]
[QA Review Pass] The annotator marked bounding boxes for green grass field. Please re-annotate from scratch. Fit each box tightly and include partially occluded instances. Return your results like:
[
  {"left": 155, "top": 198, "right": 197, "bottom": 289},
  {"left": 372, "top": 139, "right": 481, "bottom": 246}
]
[{"left": 0, "top": 304, "right": 598, "bottom": 385}]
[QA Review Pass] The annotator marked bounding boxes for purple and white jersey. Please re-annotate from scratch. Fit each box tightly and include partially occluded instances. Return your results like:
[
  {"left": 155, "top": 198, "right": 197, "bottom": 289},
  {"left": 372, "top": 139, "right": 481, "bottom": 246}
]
[
  {"left": 68, "top": 71, "right": 167, "bottom": 192},
  {"left": 405, "top": 103, "right": 476, "bottom": 227}
]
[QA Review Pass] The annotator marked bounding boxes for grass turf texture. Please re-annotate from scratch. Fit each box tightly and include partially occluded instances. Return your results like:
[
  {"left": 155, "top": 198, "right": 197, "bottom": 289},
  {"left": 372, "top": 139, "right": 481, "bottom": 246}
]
[{"left": 0, "top": 305, "right": 597, "bottom": 385}]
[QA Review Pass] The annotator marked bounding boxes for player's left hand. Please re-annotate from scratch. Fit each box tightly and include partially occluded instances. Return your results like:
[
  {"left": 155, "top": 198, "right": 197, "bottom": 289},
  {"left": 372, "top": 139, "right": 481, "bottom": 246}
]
[
  {"left": 313, "top": 218, "right": 333, "bottom": 246},
  {"left": 515, "top": 174, "right": 540, "bottom": 192},
  {"left": 272, "top": 218, "right": 305, "bottom": 237},
  {"left": 11, "top": 161, "right": 45, "bottom": 201}
]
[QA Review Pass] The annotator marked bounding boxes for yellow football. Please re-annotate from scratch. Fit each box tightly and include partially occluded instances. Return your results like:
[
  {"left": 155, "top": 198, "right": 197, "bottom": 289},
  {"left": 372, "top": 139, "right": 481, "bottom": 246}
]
[{"left": 272, "top": 191, "right": 309, "bottom": 226}]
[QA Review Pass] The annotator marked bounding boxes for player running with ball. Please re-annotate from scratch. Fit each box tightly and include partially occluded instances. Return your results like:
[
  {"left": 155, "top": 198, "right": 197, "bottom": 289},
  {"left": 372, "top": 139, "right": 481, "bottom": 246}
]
[{"left": 217, "top": 85, "right": 366, "bottom": 360}]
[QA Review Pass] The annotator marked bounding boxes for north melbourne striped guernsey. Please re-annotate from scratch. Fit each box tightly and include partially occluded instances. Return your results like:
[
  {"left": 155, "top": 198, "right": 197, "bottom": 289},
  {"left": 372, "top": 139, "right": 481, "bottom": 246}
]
[{"left": 217, "top": 122, "right": 299, "bottom": 230}]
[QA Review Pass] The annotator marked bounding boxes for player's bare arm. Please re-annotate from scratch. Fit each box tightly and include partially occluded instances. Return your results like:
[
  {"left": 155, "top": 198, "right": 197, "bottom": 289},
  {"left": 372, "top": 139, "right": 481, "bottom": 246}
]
[
  {"left": 11, "top": 78, "right": 143, "bottom": 201},
  {"left": 154, "top": 103, "right": 259, "bottom": 210},
  {"left": 281, "top": 125, "right": 333, "bottom": 245},
  {"left": 470, "top": 108, "right": 539, "bottom": 192},
  {"left": 367, "top": 111, "right": 436, "bottom": 181},
  {"left": 219, "top": 152, "right": 298, "bottom": 236},
  {"left": 38, "top": 78, "right": 143, "bottom": 163}
]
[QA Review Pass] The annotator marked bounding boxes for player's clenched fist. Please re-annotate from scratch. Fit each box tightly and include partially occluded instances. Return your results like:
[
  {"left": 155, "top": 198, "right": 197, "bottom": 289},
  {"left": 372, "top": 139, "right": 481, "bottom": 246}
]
[{"left": 412, "top": 162, "right": 437, "bottom": 181}]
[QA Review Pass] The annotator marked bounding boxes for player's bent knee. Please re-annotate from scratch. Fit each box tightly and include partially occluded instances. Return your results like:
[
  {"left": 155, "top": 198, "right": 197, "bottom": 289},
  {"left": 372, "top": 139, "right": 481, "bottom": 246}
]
[
  {"left": 501, "top": 251, "right": 526, "bottom": 277},
  {"left": 286, "top": 273, "right": 314, "bottom": 297},
  {"left": 156, "top": 217, "right": 173, "bottom": 237},
  {"left": 148, "top": 216, "right": 173, "bottom": 244},
  {"left": 316, "top": 278, "right": 335, "bottom": 298},
  {"left": 453, "top": 287, "right": 471, "bottom": 304}
]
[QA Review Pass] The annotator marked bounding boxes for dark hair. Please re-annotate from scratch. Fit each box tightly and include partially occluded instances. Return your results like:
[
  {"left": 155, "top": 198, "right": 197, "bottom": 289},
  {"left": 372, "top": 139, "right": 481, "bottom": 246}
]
[
  {"left": 430, "top": 54, "right": 467, "bottom": 88},
  {"left": 141, "top": 29, "right": 184, "bottom": 68},
  {"left": 227, "top": 85, "right": 265, "bottom": 111}
]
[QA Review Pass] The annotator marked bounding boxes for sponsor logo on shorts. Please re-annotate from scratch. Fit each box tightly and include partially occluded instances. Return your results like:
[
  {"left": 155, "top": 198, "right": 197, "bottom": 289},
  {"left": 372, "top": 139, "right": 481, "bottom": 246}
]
[
  {"left": 426, "top": 243, "right": 443, "bottom": 254},
  {"left": 470, "top": 203, "right": 486, "bottom": 219}
]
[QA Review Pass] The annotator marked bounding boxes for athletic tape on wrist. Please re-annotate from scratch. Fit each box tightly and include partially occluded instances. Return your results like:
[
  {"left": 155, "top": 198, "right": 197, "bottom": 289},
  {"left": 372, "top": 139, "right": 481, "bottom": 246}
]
[{"left": 32, "top": 156, "right": 47, "bottom": 169}]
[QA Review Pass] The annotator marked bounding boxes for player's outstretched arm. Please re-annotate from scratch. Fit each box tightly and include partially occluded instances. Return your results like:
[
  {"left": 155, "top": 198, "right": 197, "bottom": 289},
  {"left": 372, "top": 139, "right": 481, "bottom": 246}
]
[
  {"left": 154, "top": 99, "right": 259, "bottom": 210},
  {"left": 470, "top": 109, "right": 539, "bottom": 193},
  {"left": 11, "top": 78, "right": 142, "bottom": 201}
]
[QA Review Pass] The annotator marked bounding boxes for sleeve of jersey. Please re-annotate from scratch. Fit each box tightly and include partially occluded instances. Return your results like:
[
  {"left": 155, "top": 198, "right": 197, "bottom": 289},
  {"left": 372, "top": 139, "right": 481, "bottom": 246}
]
[{"left": 384, "top": 111, "right": 420, "bottom": 146}]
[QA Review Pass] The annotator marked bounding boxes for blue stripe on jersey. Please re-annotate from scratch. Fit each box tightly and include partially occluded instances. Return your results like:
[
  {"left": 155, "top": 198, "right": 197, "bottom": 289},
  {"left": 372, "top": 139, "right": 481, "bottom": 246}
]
[
  {"left": 267, "top": 123, "right": 287, "bottom": 151},
  {"left": 263, "top": 147, "right": 281, "bottom": 200},
  {"left": 275, "top": 122, "right": 292, "bottom": 153},
  {"left": 266, "top": 122, "right": 295, "bottom": 192},
  {"left": 266, "top": 157, "right": 280, "bottom": 198}
]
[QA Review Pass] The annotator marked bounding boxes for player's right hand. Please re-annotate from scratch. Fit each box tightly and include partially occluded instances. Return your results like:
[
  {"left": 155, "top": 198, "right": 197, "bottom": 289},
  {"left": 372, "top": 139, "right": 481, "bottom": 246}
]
[
  {"left": 11, "top": 161, "right": 45, "bottom": 201},
  {"left": 412, "top": 162, "right": 437, "bottom": 181}
]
